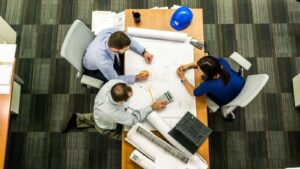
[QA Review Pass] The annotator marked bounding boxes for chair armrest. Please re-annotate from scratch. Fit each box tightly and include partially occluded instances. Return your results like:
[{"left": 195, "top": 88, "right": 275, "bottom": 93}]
[
  {"left": 207, "top": 97, "right": 220, "bottom": 113},
  {"left": 293, "top": 73, "right": 300, "bottom": 107},
  {"left": 80, "top": 75, "right": 103, "bottom": 89},
  {"left": 14, "top": 74, "right": 24, "bottom": 85},
  {"left": 229, "top": 52, "right": 251, "bottom": 71}
]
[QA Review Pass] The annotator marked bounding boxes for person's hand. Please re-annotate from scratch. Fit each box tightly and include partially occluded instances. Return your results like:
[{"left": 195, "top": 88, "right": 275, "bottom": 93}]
[
  {"left": 135, "top": 70, "right": 149, "bottom": 81},
  {"left": 176, "top": 67, "right": 186, "bottom": 79},
  {"left": 179, "top": 64, "right": 189, "bottom": 71},
  {"left": 151, "top": 100, "right": 168, "bottom": 111},
  {"left": 143, "top": 51, "right": 153, "bottom": 64}
]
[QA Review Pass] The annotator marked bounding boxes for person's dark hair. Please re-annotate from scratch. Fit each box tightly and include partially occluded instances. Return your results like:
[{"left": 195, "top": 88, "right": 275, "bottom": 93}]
[
  {"left": 111, "top": 83, "right": 132, "bottom": 102},
  {"left": 197, "top": 56, "right": 231, "bottom": 85},
  {"left": 108, "top": 31, "right": 131, "bottom": 49}
]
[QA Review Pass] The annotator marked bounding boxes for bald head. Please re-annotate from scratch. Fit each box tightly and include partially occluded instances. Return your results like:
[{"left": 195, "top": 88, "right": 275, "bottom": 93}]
[{"left": 111, "top": 83, "right": 133, "bottom": 102}]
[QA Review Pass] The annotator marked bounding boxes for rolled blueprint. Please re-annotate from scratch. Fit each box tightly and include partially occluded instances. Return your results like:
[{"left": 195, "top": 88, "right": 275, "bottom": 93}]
[
  {"left": 136, "top": 126, "right": 189, "bottom": 163},
  {"left": 126, "top": 124, "right": 159, "bottom": 161},
  {"left": 130, "top": 150, "right": 155, "bottom": 169},
  {"left": 126, "top": 123, "right": 208, "bottom": 169},
  {"left": 127, "top": 27, "right": 188, "bottom": 42},
  {"left": 126, "top": 123, "right": 189, "bottom": 163},
  {"left": 147, "top": 111, "right": 193, "bottom": 157},
  {"left": 147, "top": 111, "right": 208, "bottom": 169}
]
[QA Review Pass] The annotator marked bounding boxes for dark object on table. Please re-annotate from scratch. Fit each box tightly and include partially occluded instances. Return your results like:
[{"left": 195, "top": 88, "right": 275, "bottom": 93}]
[
  {"left": 132, "top": 11, "right": 141, "bottom": 23},
  {"left": 169, "top": 111, "right": 212, "bottom": 154}
]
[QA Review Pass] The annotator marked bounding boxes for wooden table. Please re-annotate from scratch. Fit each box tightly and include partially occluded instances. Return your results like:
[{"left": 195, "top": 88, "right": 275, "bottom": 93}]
[
  {"left": 121, "top": 9, "right": 208, "bottom": 169},
  {"left": 0, "top": 62, "right": 15, "bottom": 169}
]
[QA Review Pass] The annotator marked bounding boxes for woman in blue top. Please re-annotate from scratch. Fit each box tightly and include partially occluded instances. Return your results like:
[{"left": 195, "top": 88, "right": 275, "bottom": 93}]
[{"left": 177, "top": 55, "right": 245, "bottom": 117}]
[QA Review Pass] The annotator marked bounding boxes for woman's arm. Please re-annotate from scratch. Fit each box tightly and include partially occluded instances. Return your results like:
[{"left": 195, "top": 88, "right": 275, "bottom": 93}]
[
  {"left": 180, "top": 61, "right": 198, "bottom": 71},
  {"left": 181, "top": 78, "right": 195, "bottom": 96},
  {"left": 176, "top": 68, "right": 195, "bottom": 96}
]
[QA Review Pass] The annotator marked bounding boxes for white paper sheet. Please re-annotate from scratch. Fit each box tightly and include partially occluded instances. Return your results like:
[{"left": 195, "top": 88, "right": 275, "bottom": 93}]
[
  {"left": 128, "top": 84, "right": 154, "bottom": 110},
  {"left": 114, "top": 11, "right": 125, "bottom": 31},
  {"left": 0, "top": 44, "right": 16, "bottom": 63},
  {"left": 127, "top": 28, "right": 189, "bottom": 42},
  {"left": 125, "top": 37, "right": 197, "bottom": 119},
  {"left": 92, "top": 11, "right": 125, "bottom": 34},
  {"left": 154, "top": 151, "right": 185, "bottom": 169},
  {"left": 0, "top": 64, "right": 13, "bottom": 85},
  {"left": 92, "top": 11, "right": 115, "bottom": 35}
]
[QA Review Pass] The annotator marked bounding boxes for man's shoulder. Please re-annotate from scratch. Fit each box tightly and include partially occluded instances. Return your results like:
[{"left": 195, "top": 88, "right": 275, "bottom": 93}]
[
  {"left": 99, "top": 27, "right": 122, "bottom": 35},
  {"left": 100, "top": 79, "right": 127, "bottom": 92},
  {"left": 105, "top": 79, "right": 127, "bottom": 88}
]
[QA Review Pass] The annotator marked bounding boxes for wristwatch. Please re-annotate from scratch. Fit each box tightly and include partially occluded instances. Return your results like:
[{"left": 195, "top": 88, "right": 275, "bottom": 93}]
[
  {"left": 142, "top": 49, "right": 147, "bottom": 56},
  {"left": 181, "top": 78, "right": 187, "bottom": 83}
]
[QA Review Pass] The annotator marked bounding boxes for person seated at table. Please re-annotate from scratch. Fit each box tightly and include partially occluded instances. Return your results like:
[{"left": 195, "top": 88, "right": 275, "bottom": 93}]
[
  {"left": 176, "top": 54, "right": 245, "bottom": 120},
  {"left": 83, "top": 28, "right": 153, "bottom": 84},
  {"left": 62, "top": 79, "right": 167, "bottom": 140}
]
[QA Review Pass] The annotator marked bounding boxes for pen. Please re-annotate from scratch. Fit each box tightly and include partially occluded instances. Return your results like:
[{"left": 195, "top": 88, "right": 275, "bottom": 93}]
[{"left": 148, "top": 88, "right": 155, "bottom": 102}]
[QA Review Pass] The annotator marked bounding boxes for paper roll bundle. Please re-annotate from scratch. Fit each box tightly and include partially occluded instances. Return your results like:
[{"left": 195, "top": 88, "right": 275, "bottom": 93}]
[
  {"left": 126, "top": 124, "right": 159, "bottom": 161},
  {"left": 127, "top": 27, "right": 188, "bottom": 42},
  {"left": 147, "top": 111, "right": 208, "bottom": 169},
  {"left": 147, "top": 111, "right": 193, "bottom": 157},
  {"left": 130, "top": 150, "right": 155, "bottom": 169}
]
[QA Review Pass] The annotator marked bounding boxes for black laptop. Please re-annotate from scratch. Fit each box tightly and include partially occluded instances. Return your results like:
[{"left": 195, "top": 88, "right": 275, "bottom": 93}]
[{"left": 168, "top": 111, "right": 212, "bottom": 154}]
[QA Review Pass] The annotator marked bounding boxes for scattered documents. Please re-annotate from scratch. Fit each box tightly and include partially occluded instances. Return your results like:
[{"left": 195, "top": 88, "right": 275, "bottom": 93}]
[
  {"left": 125, "top": 28, "right": 197, "bottom": 129},
  {"left": 92, "top": 11, "right": 125, "bottom": 34}
]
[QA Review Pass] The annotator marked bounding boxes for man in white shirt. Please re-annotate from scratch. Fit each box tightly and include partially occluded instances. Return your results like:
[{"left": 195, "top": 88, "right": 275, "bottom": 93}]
[{"left": 63, "top": 79, "right": 167, "bottom": 141}]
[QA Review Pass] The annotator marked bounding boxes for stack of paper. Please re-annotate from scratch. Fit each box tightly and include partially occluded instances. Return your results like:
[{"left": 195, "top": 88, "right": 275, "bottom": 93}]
[{"left": 91, "top": 11, "right": 125, "bottom": 35}]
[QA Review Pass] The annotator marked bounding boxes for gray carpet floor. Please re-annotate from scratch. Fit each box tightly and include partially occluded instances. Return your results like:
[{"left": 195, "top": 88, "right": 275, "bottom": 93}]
[{"left": 1, "top": 0, "right": 300, "bottom": 169}]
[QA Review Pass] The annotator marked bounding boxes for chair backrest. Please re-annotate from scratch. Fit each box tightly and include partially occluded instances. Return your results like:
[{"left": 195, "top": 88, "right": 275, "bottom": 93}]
[
  {"left": 60, "top": 19, "right": 95, "bottom": 75},
  {"left": 229, "top": 52, "right": 252, "bottom": 71},
  {"left": 225, "top": 74, "right": 269, "bottom": 107},
  {"left": 0, "top": 16, "right": 17, "bottom": 44}
]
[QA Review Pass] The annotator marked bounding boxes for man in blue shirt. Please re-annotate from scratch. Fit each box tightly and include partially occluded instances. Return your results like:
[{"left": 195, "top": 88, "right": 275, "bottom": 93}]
[{"left": 83, "top": 28, "right": 153, "bottom": 84}]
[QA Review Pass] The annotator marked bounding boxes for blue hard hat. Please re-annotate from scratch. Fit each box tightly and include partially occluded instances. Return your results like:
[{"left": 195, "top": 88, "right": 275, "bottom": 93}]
[{"left": 170, "top": 6, "right": 193, "bottom": 31}]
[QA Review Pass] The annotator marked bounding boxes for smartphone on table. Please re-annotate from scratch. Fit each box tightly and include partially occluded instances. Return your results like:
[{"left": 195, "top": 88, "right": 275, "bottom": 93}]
[{"left": 189, "top": 38, "right": 204, "bottom": 50}]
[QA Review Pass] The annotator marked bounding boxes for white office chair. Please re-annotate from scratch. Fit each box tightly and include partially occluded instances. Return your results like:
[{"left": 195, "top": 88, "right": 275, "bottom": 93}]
[
  {"left": 0, "top": 16, "right": 17, "bottom": 44},
  {"left": 60, "top": 19, "right": 103, "bottom": 89},
  {"left": 207, "top": 52, "right": 269, "bottom": 119},
  {"left": 293, "top": 73, "right": 300, "bottom": 108}
]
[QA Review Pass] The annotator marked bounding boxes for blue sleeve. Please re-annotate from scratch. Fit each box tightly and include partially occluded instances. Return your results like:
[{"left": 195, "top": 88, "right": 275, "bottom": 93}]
[
  {"left": 218, "top": 58, "right": 231, "bottom": 71},
  {"left": 98, "top": 62, "right": 136, "bottom": 84},
  {"left": 128, "top": 35, "right": 145, "bottom": 56},
  {"left": 193, "top": 82, "right": 209, "bottom": 96}
]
